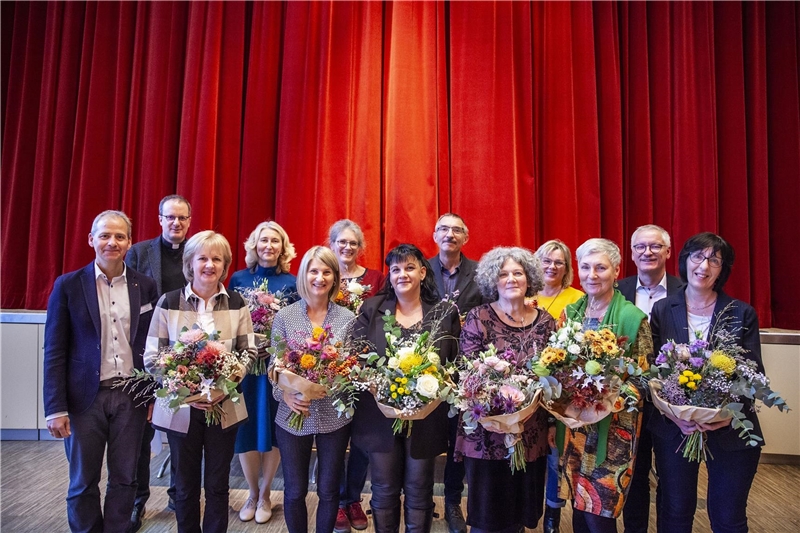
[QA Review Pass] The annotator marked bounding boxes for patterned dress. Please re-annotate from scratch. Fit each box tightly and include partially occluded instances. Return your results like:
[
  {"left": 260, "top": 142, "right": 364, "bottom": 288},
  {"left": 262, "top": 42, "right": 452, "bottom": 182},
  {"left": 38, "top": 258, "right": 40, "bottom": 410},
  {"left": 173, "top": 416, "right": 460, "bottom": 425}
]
[{"left": 455, "top": 303, "right": 556, "bottom": 530}]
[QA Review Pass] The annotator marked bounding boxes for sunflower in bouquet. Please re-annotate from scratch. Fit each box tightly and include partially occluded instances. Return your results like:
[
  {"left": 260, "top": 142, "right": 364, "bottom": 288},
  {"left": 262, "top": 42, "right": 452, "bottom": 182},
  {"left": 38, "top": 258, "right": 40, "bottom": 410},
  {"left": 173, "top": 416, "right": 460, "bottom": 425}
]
[
  {"left": 533, "top": 319, "right": 644, "bottom": 426},
  {"left": 649, "top": 309, "right": 789, "bottom": 462},
  {"left": 454, "top": 343, "right": 542, "bottom": 472},
  {"left": 353, "top": 304, "right": 457, "bottom": 436},
  {"left": 239, "top": 278, "right": 293, "bottom": 375},
  {"left": 269, "top": 325, "right": 362, "bottom": 431}
]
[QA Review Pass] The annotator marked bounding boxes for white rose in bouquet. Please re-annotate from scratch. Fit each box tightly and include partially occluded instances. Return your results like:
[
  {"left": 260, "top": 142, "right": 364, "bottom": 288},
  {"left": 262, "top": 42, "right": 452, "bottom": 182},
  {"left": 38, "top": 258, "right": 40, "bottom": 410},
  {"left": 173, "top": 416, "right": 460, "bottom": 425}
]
[{"left": 415, "top": 374, "right": 440, "bottom": 399}]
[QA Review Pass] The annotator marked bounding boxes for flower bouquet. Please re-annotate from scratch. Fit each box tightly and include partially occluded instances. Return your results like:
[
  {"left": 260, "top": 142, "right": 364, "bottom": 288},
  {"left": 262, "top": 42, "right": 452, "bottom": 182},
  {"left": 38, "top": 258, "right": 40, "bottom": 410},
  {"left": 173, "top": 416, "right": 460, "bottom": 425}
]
[
  {"left": 454, "top": 343, "right": 543, "bottom": 472},
  {"left": 533, "top": 319, "right": 644, "bottom": 428},
  {"left": 649, "top": 312, "right": 789, "bottom": 462},
  {"left": 269, "top": 325, "right": 361, "bottom": 431},
  {"left": 123, "top": 326, "right": 250, "bottom": 425},
  {"left": 239, "top": 278, "right": 292, "bottom": 375},
  {"left": 353, "top": 303, "right": 457, "bottom": 436},
  {"left": 335, "top": 280, "right": 371, "bottom": 313}
]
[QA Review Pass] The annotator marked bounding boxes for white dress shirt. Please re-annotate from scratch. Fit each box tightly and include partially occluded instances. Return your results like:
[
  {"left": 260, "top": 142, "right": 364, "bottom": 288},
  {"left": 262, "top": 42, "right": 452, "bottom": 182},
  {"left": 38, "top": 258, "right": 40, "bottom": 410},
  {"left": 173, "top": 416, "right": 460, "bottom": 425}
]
[{"left": 634, "top": 273, "right": 669, "bottom": 319}]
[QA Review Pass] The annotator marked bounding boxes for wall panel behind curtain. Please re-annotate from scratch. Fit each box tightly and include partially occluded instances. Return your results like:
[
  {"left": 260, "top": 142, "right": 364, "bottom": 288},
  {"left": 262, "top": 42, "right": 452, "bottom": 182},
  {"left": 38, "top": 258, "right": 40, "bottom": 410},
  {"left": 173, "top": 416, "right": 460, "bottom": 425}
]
[{"left": 2, "top": 0, "right": 799, "bottom": 328}]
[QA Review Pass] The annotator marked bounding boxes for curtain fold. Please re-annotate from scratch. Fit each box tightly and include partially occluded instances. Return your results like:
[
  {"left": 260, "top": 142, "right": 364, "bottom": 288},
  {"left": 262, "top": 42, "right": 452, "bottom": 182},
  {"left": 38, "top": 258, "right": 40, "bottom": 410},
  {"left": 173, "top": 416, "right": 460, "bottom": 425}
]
[{"left": 2, "top": 0, "right": 798, "bottom": 328}]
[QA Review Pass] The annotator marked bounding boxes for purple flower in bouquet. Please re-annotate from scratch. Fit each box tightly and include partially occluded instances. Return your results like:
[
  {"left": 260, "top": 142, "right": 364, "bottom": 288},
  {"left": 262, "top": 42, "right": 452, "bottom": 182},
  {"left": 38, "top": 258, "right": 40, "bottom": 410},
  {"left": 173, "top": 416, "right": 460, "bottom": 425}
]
[
  {"left": 471, "top": 403, "right": 488, "bottom": 420},
  {"left": 689, "top": 357, "right": 705, "bottom": 368},
  {"left": 655, "top": 352, "right": 668, "bottom": 365}
]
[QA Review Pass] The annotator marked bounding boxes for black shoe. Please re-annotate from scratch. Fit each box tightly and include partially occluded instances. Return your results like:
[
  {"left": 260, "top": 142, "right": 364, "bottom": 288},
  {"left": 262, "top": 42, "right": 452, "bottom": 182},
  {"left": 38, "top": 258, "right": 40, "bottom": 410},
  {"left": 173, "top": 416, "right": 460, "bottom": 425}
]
[
  {"left": 167, "top": 497, "right": 176, "bottom": 512},
  {"left": 444, "top": 503, "right": 467, "bottom": 533},
  {"left": 128, "top": 504, "right": 144, "bottom": 533},
  {"left": 543, "top": 505, "right": 561, "bottom": 533}
]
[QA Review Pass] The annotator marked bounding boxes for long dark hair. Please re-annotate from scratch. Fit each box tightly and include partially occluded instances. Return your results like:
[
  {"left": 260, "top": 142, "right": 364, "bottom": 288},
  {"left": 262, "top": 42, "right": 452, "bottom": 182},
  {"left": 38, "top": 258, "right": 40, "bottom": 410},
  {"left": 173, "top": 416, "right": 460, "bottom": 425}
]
[
  {"left": 678, "top": 232, "right": 735, "bottom": 292},
  {"left": 382, "top": 243, "right": 440, "bottom": 304}
]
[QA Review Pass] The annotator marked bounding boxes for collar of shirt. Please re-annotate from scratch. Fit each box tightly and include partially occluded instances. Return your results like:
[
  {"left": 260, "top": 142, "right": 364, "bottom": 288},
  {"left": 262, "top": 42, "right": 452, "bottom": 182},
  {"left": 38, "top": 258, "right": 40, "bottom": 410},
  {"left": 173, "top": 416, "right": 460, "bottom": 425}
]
[
  {"left": 635, "top": 273, "right": 668, "bottom": 294},
  {"left": 184, "top": 282, "right": 228, "bottom": 310},
  {"left": 161, "top": 235, "right": 185, "bottom": 250},
  {"left": 440, "top": 259, "right": 463, "bottom": 277},
  {"left": 94, "top": 262, "right": 127, "bottom": 283}
]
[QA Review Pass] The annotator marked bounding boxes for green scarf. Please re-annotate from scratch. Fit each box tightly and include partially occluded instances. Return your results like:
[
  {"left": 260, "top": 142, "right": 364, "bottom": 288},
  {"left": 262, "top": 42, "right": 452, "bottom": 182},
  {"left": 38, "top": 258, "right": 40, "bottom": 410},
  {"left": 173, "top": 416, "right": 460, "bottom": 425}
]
[{"left": 556, "top": 290, "right": 646, "bottom": 464}]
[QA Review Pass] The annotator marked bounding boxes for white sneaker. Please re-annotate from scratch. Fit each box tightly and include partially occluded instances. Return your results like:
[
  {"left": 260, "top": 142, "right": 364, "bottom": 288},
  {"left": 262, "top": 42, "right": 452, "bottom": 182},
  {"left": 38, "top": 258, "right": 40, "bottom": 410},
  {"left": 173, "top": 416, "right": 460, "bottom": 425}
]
[
  {"left": 239, "top": 497, "right": 257, "bottom": 522},
  {"left": 255, "top": 499, "right": 273, "bottom": 524}
]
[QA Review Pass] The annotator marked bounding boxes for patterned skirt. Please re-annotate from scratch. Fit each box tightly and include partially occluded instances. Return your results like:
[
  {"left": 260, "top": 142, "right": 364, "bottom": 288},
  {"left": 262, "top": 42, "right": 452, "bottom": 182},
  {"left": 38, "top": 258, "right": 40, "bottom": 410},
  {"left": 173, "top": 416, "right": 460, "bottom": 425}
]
[{"left": 559, "top": 409, "right": 643, "bottom": 518}]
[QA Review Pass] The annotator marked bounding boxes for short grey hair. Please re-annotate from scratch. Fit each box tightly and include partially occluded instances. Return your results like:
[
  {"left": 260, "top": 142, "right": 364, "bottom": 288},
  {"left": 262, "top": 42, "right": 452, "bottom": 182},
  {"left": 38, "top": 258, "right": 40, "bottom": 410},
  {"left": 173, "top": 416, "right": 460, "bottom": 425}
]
[
  {"left": 475, "top": 246, "right": 544, "bottom": 301},
  {"left": 182, "top": 230, "right": 233, "bottom": 283},
  {"left": 575, "top": 238, "right": 622, "bottom": 269},
  {"left": 243, "top": 221, "right": 296, "bottom": 273},
  {"left": 630, "top": 224, "right": 671, "bottom": 249},
  {"left": 296, "top": 246, "right": 341, "bottom": 303},
  {"left": 91, "top": 210, "right": 132, "bottom": 239},
  {"left": 435, "top": 213, "right": 469, "bottom": 236},
  {"left": 328, "top": 219, "right": 366, "bottom": 254},
  {"left": 535, "top": 239, "right": 575, "bottom": 288}
]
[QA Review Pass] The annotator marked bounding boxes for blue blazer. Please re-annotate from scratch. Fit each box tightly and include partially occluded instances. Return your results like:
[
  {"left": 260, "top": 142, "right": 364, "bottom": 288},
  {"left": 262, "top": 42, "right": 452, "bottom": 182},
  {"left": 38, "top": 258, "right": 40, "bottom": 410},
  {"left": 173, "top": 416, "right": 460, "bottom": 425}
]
[
  {"left": 648, "top": 288, "right": 765, "bottom": 450},
  {"left": 43, "top": 262, "right": 159, "bottom": 417}
]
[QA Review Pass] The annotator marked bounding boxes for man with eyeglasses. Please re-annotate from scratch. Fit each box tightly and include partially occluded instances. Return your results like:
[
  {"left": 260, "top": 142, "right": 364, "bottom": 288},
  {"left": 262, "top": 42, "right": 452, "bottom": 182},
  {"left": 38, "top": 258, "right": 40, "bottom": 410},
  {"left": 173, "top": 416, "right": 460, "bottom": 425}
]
[
  {"left": 617, "top": 224, "right": 683, "bottom": 533},
  {"left": 428, "top": 213, "right": 485, "bottom": 533},
  {"left": 124, "top": 194, "right": 192, "bottom": 532}
]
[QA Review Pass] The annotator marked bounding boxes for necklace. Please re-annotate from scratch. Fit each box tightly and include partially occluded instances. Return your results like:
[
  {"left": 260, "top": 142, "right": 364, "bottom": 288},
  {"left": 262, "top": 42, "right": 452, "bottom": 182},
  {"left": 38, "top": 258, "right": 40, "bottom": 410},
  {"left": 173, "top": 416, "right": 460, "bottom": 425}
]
[
  {"left": 587, "top": 295, "right": 611, "bottom": 318},
  {"left": 541, "top": 287, "right": 564, "bottom": 314},
  {"left": 686, "top": 297, "right": 716, "bottom": 312},
  {"left": 497, "top": 303, "right": 528, "bottom": 326}
]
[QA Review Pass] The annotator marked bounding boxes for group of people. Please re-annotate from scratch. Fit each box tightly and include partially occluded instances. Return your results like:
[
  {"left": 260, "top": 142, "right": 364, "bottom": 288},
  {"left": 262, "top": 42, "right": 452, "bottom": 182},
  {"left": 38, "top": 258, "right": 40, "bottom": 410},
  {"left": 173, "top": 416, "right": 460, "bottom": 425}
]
[{"left": 43, "top": 195, "right": 767, "bottom": 533}]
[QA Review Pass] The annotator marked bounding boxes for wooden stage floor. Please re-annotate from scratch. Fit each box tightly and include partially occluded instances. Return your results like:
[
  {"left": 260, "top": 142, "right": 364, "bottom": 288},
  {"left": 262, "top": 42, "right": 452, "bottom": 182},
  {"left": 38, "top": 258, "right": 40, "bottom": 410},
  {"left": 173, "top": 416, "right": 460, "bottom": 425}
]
[{"left": 1, "top": 441, "right": 798, "bottom": 532}]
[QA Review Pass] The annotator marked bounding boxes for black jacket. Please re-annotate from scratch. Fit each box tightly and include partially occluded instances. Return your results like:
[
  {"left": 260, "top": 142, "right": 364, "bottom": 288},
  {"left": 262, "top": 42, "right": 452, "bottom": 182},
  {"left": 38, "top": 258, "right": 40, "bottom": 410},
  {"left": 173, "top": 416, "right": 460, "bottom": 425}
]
[{"left": 350, "top": 293, "right": 460, "bottom": 459}]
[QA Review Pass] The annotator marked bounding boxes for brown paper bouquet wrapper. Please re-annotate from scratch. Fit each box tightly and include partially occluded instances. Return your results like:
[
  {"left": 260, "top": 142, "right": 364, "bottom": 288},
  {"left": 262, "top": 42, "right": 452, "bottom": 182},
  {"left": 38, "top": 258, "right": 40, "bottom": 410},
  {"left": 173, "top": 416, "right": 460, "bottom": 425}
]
[
  {"left": 545, "top": 389, "right": 622, "bottom": 429},
  {"left": 273, "top": 369, "right": 329, "bottom": 401},
  {"left": 478, "top": 389, "right": 542, "bottom": 434},
  {"left": 374, "top": 395, "right": 443, "bottom": 421},
  {"left": 183, "top": 362, "right": 245, "bottom": 404},
  {"left": 649, "top": 379, "right": 732, "bottom": 425}
]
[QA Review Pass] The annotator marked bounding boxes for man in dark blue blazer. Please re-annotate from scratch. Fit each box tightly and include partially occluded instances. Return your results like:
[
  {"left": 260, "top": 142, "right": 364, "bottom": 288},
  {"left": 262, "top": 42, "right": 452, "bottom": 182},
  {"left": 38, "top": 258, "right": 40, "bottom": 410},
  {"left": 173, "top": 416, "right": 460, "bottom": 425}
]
[
  {"left": 428, "top": 213, "right": 486, "bottom": 533},
  {"left": 617, "top": 224, "right": 683, "bottom": 533},
  {"left": 124, "top": 194, "right": 191, "bottom": 529},
  {"left": 44, "top": 210, "right": 158, "bottom": 533}
]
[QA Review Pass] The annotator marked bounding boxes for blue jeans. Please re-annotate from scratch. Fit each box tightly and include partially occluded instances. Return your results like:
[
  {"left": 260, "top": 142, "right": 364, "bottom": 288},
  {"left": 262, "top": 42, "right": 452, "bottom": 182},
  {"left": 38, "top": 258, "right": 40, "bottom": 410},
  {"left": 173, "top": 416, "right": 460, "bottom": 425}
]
[
  {"left": 339, "top": 440, "right": 369, "bottom": 507},
  {"left": 277, "top": 424, "right": 351, "bottom": 533},
  {"left": 652, "top": 429, "right": 761, "bottom": 533},
  {"left": 545, "top": 446, "right": 565, "bottom": 508}
]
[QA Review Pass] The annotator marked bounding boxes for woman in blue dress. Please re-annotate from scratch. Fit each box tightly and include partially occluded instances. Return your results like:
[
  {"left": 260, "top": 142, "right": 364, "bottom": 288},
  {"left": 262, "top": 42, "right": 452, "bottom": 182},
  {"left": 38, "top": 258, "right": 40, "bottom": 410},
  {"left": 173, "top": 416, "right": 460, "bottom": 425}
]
[{"left": 229, "top": 221, "right": 297, "bottom": 524}]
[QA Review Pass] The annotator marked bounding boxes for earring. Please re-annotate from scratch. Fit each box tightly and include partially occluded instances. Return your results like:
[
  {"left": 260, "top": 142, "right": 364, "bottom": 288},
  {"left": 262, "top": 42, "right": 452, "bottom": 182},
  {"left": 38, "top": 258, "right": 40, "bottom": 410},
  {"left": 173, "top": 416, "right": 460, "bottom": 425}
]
[{"left": 613, "top": 280, "right": 619, "bottom": 288}]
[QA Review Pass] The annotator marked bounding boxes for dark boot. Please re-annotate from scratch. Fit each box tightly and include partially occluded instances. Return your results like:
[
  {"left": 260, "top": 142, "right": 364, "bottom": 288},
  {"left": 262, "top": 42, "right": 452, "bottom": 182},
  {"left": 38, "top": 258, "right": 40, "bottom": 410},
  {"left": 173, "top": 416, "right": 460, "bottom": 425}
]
[
  {"left": 543, "top": 505, "right": 562, "bottom": 533},
  {"left": 370, "top": 503, "right": 401, "bottom": 533},
  {"left": 403, "top": 506, "right": 434, "bottom": 533},
  {"left": 444, "top": 502, "right": 467, "bottom": 533}
]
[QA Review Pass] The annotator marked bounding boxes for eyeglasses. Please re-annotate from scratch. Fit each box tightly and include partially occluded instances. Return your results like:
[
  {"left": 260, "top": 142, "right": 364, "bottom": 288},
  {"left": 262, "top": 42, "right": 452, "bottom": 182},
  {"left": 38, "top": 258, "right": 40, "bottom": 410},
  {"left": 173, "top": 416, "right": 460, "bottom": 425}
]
[
  {"left": 632, "top": 243, "right": 665, "bottom": 254},
  {"left": 540, "top": 258, "right": 566, "bottom": 268},
  {"left": 160, "top": 215, "right": 190, "bottom": 223},
  {"left": 336, "top": 239, "right": 360, "bottom": 248},
  {"left": 688, "top": 251, "right": 723, "bottom": 268},
  {"left": 435, "top": 225, "right": 466, "bottom": 236}
]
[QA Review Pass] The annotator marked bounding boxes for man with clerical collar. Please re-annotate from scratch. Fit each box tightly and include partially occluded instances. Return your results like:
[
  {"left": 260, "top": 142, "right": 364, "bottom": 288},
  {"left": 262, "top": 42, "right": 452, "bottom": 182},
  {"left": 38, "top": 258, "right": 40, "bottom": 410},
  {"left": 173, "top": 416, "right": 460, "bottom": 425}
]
[
  {"left": 617, "top": 223, "right": 683, "bottom": 533},
  {"left": 43, "top": 210, "right": 158, "bottom": 533},
  {"left": 125, "top": 194, "right": 192, "bottom": 531},
  {"left": 428, "top": 213, "right": 485, "bottom": 533}
]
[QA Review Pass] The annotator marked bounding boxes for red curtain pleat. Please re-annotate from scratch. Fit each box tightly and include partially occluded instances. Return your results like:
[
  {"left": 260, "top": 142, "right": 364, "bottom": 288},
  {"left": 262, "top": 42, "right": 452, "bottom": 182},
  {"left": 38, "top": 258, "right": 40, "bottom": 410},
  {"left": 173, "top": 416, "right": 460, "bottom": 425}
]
[
  {"left": 382, "top": 0, "right": 447, "bottom": 257},
  {"left": 2, "top": 1, "right": 799, "bottom": 328}
]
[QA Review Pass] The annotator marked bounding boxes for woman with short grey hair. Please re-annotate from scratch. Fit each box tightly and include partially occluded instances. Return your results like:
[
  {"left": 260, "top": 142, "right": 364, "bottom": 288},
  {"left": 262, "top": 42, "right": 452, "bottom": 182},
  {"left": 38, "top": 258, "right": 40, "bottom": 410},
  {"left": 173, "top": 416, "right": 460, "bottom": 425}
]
[{"left": 456, "top": 246, "right": 556, "bottom": 533}]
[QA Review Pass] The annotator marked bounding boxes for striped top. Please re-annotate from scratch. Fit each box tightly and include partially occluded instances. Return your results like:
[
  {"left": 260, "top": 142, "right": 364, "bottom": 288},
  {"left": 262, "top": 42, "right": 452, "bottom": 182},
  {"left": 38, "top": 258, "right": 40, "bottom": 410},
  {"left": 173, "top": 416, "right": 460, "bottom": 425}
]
[{"left": 271, "top": 299, "right": 355, "bottom": 436}]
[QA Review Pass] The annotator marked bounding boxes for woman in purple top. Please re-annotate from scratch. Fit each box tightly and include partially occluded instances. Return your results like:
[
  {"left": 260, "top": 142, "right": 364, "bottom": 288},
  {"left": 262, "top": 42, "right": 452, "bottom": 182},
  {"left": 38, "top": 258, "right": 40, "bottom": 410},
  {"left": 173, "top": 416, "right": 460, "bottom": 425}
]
[{"left": 455, "top": 246, "right": 556, "bottom": 533}]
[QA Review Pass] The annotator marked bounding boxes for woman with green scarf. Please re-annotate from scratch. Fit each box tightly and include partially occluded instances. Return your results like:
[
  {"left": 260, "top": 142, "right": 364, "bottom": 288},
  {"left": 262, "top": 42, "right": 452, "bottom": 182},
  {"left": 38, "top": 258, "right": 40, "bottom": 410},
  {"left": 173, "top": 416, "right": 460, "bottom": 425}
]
[{"left": 555, "top": 238, "right": 653, "bottom": 533}]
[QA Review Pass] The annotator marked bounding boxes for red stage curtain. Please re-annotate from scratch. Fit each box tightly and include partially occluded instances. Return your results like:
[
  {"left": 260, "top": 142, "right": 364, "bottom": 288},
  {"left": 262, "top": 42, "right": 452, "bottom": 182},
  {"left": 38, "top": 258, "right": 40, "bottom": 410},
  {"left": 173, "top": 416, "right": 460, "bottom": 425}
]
[{"left": 2, "top": 1, "right": 799, "bottom": 328}]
